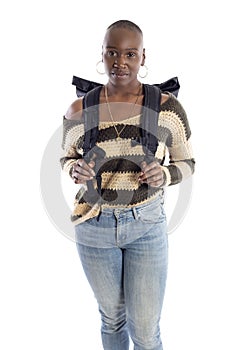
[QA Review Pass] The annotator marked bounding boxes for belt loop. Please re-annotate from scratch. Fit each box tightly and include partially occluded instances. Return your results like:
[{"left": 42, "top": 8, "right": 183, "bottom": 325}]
[
  {"left": 96, "top": 205, "right": 102, "bottom": 221},
  {"left": 132, "top": 207, "right": 139, "bottom": 220}
]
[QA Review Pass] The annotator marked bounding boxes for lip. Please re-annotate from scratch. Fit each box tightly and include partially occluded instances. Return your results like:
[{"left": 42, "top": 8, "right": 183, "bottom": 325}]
[{"left": 111, "top": 70, "right": 129, "bottom": 79}]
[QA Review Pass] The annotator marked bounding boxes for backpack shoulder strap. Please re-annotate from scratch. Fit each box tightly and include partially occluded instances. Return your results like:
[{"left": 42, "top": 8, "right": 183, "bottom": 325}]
[
  {"left": 143, "top": 83, "right": 161, "bottom": 112},
  {"left": 83, "top": 85, "right": 102, "bottom": 108},
  {"left": 82, "top": 86, "right": 102, "bottom": 161},
  {"left": 141, "top": 84, "right": 161, "bottom": 161}
]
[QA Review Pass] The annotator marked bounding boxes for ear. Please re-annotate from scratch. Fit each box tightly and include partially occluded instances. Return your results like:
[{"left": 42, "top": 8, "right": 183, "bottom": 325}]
[
  {"left": 101, "top": 45, "right": 103, "bottom": 62},
  {"left": 141, "top": 48, "right": 146, "bottom": 66}
]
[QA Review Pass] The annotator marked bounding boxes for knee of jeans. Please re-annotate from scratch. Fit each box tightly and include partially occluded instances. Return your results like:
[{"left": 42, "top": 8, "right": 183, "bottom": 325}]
[
  {"left": 129, "top": 318, "right": 161, "bottom": 349},
  {"left": 100, "top": 306, "right": 127, "bottom": 333}
]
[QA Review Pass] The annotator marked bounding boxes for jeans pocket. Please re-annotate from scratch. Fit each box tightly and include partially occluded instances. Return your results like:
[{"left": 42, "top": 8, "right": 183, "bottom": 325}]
[{"left": 137, "top": 199, "right": 163, "bottom": 224}]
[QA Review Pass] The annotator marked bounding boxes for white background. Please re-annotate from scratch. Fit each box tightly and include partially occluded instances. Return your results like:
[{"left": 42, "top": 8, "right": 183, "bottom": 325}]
[{"left": 1, "top": 0, "right": 232, "bottom": 349}]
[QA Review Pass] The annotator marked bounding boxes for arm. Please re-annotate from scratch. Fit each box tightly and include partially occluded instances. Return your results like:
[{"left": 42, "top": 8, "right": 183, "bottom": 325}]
[
  {"left": 139, "top": 94, "right": 195, "bottom": 187},
  {"left": 159, "top": 94, "right": 195, "bottom": 186},
  {"left": 60, "top": 98, "right": 96, "bottom": 183},
  {"left": 60, "top": 118, "right": 83, "bottom": 178},
  {"left": 60, "top": 98, "right": 84, "bottom": 178}
]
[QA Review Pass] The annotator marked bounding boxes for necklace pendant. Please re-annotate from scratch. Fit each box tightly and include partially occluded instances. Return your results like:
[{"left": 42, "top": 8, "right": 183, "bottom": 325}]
[{"left": 116, "top": 136, "right": 121, "bottom": 142}]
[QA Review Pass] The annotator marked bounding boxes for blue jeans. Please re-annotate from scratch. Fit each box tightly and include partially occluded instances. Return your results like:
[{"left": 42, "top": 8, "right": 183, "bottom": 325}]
[{"left": 75, "top": 197, "right": 168, "bottom": 350}]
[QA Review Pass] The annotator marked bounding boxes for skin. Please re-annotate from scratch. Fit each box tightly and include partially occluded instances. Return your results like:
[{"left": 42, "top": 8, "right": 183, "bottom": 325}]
[{"left": 66, "top": 27, "right": 169, "bottom": 187}]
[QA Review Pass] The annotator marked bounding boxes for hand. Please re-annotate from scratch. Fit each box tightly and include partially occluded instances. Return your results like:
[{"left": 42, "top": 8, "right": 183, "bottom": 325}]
[
  {"left": 71, "top": 159, "right": 96, "bottom": 184},
  {"left": 139, "top": 161, "right": 165, "bottom": 187}
]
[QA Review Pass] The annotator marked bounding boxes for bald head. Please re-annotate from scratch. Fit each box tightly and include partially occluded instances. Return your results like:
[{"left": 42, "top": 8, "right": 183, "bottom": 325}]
[
  {"left": 103, "top": 20, "right": 144, "bottom": 52},
  {"left": 107, "top": 20, "right": 143, "bottom": 37}
]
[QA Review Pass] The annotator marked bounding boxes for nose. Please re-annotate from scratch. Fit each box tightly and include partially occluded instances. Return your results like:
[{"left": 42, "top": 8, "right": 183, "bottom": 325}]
[{"left": 113, "top": 54, "right": 126, "bottom": 68}]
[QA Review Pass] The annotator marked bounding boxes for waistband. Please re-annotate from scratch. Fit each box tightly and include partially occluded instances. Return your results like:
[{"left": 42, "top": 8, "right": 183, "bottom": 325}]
[{"left": 97, "top": 195, "right": 163, "bottom": 220}]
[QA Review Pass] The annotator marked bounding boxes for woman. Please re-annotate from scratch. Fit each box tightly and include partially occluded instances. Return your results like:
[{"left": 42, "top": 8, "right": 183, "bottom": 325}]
[{"left": 61, "top": 20, "right": 195, "bottom": 350}]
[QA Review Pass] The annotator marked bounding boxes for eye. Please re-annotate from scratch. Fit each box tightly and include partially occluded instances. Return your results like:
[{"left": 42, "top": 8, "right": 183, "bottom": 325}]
[
  {"left": 127, "top": 52, "right": 136, "bottom": 58},
  {"left": 107, "top": 50, "right": 117, "bottom": 57}
]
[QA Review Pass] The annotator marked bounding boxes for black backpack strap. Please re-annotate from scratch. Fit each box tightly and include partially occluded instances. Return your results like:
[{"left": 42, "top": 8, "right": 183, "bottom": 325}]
[
  {"left": 141, "top": 84, "right": 161, "bottom": 162},
  {"left": 82, "top": 86, "right": 102, "bottom": 162}
]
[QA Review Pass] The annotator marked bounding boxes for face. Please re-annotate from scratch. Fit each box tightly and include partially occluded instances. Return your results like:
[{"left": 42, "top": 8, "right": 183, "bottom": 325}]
[{"left": 102, "top": 27, "right": 145, "bottom": 86}]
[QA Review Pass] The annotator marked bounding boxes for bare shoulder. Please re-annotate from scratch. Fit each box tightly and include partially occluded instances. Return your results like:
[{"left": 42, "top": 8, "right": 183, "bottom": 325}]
[
  {"left": 65, "top": 97, "right": 83, "bottom": 120},
  {"left": 160, "top": 93, "right": 170, "bottom": 105}
]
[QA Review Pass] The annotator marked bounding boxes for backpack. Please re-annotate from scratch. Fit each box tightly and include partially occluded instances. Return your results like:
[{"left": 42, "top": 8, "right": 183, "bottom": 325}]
[{"left": 72, "top": 76, "right": 180, "bottom": 201}]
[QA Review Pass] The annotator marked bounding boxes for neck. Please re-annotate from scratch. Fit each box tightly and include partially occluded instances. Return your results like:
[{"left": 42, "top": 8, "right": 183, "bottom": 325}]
[{"left": 106, "top": 81, "right": 142, "bottom": 98}]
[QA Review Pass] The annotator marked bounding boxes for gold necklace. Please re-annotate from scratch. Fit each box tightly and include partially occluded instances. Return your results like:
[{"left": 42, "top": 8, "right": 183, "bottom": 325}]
[{"left": 104, "top": 84, "right": 142, "bottom": 141}]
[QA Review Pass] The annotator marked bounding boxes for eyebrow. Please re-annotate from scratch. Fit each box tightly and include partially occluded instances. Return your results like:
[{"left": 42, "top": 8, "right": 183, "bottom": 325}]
[{"left": 106, "top": 46, "right": 139, "bottom": 51}]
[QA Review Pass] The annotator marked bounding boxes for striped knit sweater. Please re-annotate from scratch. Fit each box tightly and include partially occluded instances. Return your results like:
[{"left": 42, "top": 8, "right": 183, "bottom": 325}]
[{"left": 60, "top": 93, "right": 195, "bottom": 225}]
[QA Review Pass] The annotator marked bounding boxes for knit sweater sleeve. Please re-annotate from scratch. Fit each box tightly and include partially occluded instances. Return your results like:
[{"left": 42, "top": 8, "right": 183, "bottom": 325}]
[
  {"left": 60, "top": 117, "right": 84, "bottom": 177},
  {"left": 158, "top": 94, "right": 195, "bottom": 186}
]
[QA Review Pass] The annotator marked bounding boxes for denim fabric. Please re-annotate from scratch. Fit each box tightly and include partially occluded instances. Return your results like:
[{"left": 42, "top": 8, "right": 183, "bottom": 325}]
[{"left": 75, "top": 197, "right": 168, "bottom": 350}]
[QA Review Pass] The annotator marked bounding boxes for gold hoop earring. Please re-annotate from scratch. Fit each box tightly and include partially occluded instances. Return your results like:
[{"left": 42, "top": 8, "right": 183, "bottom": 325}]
[
  {"left": 96, "top": 60, "right": 105, "bottom": 75},
  {"left": 138, "top": 64, "right": 148, "bottom": 79}
]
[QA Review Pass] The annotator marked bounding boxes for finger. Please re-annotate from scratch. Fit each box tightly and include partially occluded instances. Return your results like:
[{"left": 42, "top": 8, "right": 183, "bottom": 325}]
[
  {"left": 74, "top": 169, "right": 94, "bottom": 181},
  {"left": 141, "top": 167, "right": 162, "bottom": 180},
  {"left": 88, "top": 160, "right": 96, "bottom": 169},
  {"left": 71, "top": 170, "right": 80, "bottom": 184},
  {"left": 72, "top": 171, "right": 91, "bottom": 184},
  {"left": 139, "top": 173, "right": 163, "bottom": 185},
  {"left": 73, "top": 176, "right": 80, "bottom": 184},
  {"left": 146, "top": 173, "right": 164, "bottom": 186},
  {"left": 139, "top": 161, "right": 158, "bottom": 179},
  {"left": 146, "top": 168, "right": 165, "bottom": 187},
  {"left": 139, "top": 165, "right": 161, "bottom": 182},
  {"left": 75, "top": 159, "right": 95, "bottom": 178},
  {"left": 140, "top": 161, "right": 147, "bottom": 171},
  {"left": 72, "top": 166, "right": 93, "bottom": 184},
  {"left": 140, "top": 160, "right": 158, "bottom": 173},
  {"left": 78, "top": 159, "right": 95, "bottom": 176},
  {"left": 76, "top": 158, "right": 88, "bottom": 170}
]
